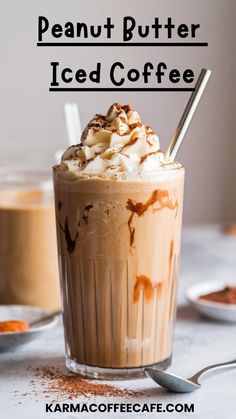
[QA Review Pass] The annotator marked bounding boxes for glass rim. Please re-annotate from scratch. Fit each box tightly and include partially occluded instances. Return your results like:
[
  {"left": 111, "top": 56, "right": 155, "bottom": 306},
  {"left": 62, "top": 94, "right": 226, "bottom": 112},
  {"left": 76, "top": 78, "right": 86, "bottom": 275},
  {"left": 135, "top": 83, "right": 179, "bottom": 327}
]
[{"left": 0, "top": 170, "right": 52, "bottom": 191}]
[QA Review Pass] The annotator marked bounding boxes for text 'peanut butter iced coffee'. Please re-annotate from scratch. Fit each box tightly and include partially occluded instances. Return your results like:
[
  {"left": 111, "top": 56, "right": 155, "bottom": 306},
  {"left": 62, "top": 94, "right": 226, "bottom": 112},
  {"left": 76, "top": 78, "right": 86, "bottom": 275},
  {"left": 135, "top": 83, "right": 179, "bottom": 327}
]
[{"left": 53, "top": 103, "right": 184, "bottom": 379}]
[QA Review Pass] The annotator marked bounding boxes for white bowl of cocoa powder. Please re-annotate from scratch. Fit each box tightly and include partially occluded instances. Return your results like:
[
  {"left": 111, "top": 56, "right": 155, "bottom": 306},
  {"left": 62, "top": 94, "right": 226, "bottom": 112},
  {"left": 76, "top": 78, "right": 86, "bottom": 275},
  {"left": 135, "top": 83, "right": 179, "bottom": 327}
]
[{"left": 186, "top": 281, "right": 236, "bottom": 322}]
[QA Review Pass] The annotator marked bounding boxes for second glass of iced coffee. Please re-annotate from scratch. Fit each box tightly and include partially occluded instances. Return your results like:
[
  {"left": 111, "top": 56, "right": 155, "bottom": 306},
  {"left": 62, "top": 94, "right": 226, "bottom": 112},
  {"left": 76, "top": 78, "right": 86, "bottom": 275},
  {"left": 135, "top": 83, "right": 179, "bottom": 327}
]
[{"left": 53, "top": 103, "right": 184, "bottom": 379}]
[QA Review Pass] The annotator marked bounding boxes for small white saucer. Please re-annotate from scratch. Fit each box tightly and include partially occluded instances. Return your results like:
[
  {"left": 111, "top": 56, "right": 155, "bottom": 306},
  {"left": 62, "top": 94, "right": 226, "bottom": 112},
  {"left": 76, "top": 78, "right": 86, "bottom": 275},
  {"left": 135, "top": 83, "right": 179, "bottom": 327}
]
[
  {"left": 186, "top": 281, "right": 236, "bottom": 322},
  {"left": 0, "top": 305, "right": 59, "bottom": 351}
]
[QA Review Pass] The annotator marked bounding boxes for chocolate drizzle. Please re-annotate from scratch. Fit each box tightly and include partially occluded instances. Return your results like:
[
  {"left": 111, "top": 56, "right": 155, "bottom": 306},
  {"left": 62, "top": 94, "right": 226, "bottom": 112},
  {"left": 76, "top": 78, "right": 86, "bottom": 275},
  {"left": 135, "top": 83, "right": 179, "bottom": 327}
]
[
  {"left": 58, "top": 217, "right": 80, "bottom": 254},
  {"left": 126, "top": 189, "right": 178, "bottom": 247},
  {"left": 64, "top": 218, "right": 79, "bottom": 253},
  {"left": 58, "top": 201, "right": 62, "bottom": 211},
  {"left": 82, "top": 204, "right": 93, "bottom": 225}
]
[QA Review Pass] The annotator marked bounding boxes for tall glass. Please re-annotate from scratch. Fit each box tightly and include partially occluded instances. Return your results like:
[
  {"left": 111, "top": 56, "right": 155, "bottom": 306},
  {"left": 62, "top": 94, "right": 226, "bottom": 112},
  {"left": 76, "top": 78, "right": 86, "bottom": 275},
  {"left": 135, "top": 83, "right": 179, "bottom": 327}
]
[
  {"left": 0, "top": 170, "right": 60, "bottom": 309},
  {"left": 53, "top": 166, "right": 184, "bottom": 379}
]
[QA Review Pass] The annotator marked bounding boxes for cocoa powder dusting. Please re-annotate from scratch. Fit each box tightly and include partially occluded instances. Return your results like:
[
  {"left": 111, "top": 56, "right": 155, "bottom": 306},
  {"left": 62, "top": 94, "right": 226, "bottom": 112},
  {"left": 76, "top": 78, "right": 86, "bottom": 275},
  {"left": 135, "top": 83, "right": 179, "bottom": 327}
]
[
  {"left": 25, "top": 367, "right": 139, "bottom": 401},
  {"left": 120, "top": 135, "right": 139, "bottom": 152},
  {"left": 140, "top": 151, "right": 160, "bottom": 164}
]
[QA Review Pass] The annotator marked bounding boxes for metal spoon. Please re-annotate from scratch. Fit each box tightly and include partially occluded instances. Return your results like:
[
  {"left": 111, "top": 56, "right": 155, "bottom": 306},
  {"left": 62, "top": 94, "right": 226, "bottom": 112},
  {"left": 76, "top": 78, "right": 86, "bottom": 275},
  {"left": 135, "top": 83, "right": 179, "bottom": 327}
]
[
  {"left": 30, "top": 310, "right": 62, "bottom": 328},
  {"left": 145, "top": 359, "right": 236, "bottom": 393}
]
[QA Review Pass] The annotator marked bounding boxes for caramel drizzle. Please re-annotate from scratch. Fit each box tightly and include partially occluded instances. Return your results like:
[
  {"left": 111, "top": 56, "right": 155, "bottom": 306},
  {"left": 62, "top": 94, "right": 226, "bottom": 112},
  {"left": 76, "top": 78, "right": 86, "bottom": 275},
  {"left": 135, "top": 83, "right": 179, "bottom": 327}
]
[
  {"left": 153, "top": 190, "right": 178, "bottom": 214},
  {"left": 133, "top": 275, "right": 154, "bottom": 303},
  {"left": 133, "top": 275, "right": 163, "bottom": 304},
  {"left": 126, "top": 189, "right": 178, "bottom": 247}
]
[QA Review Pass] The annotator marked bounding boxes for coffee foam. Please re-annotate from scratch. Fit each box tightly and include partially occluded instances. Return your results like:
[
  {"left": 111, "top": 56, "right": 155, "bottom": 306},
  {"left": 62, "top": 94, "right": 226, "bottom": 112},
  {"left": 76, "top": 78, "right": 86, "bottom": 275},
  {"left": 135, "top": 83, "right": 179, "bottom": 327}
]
[{"left": 57, "top": 103, "right": 181, "bottom": 179}]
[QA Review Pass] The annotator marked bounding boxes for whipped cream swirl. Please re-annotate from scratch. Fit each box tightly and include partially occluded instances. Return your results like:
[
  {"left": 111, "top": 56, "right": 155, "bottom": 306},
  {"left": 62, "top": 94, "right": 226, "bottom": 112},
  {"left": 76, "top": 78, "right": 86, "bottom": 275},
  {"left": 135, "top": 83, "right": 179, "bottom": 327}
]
[{"left": 59, "top": 103, "right": 171, "bottom": 178}]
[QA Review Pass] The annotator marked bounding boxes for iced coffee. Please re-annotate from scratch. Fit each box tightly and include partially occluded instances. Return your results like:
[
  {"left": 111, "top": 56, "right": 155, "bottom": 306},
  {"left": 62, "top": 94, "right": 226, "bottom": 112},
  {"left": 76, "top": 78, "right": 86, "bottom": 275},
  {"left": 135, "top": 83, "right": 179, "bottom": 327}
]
[
  {"left": 53, "top": 104, "right": 184, "bottom": 378},
  {"left": 0, "top": 172, "right": 60, "bottom": 309}
]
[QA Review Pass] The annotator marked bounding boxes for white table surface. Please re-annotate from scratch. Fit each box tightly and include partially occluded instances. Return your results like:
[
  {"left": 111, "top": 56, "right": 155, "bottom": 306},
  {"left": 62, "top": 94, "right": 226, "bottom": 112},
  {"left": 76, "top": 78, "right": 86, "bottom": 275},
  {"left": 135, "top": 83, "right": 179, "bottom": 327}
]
[{"left": 1, "top": 225, "right": 236, "bottom": 419}]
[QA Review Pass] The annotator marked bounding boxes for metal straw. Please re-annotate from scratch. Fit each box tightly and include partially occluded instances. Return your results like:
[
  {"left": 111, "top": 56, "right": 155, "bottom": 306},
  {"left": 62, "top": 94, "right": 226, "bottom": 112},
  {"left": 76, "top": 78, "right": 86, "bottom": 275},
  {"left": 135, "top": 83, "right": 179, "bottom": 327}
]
[
  {"left": 165, "top": 68, "right": 211, "bottom": 162},
  {"left": 54, "top": 103, "right": 82, "bottom": 163},
  {"left": 64, "top": 102, "right": 82, "bottom": 146}
]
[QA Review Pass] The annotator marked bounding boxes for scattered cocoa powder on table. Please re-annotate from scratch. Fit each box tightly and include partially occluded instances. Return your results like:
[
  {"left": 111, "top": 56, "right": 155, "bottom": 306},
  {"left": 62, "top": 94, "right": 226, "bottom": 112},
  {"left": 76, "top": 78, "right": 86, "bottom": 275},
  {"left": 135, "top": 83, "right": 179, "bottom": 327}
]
[{"left": 27, "top": 366, "right": 140, "bottom": 401}]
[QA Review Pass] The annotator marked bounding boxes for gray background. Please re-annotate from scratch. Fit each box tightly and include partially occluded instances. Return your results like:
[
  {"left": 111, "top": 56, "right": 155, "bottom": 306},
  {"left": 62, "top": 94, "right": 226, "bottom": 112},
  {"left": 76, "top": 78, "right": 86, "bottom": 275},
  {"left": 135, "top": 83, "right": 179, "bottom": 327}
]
[{"left": 0, "top": 0, "right": 235, "bottom": 224}]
